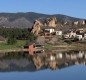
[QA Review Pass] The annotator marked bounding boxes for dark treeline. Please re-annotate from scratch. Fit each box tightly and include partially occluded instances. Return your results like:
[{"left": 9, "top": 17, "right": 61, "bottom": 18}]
[{"left": 0, "top": 28, "right": 36, "bottom": 44}]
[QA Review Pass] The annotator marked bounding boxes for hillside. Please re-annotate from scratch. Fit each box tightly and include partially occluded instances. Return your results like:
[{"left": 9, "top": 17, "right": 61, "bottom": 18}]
[{"left": 0, "top": 12, "right": 83, "bottom": 28}]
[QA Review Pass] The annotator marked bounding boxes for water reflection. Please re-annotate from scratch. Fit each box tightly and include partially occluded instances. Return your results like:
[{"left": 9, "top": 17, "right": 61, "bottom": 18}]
[{"left": 0, "top": 50, "right": 86, "bottom": 71}]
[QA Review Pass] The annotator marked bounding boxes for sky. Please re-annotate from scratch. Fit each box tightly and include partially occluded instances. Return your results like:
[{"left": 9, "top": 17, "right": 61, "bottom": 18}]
[{"left": 0, "top": 0, "right": 86, "bottom": 19}]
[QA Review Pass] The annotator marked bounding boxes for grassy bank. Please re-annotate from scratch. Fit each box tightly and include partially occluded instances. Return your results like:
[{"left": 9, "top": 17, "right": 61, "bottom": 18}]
[
  {"left": 44, "top": 43, "right": 86, "bottom": 51},
  {"left": 0, "top": 40, "right": 26, "bottom": 50}
]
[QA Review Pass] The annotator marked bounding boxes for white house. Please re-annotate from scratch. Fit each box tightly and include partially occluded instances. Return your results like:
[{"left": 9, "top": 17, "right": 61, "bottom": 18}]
[
  {"left": 76, "top": 34, "right": 83, "bottom": 40},
  {"left": 74, "top": 21, "right": 79, "bottom": 25},
  {"left": 64, "top": 30, "right": 76, "bottom": 39},
  {"left": 44, "top": 28, "right": 55, "bottom": 33},
  {"left": 82, "top": 20, "right": 86, "bottom": 25},
  {"left": 55, "top": 31, "right": 62, "bottom": 35},
  {"left": 69, "top": 31, "right": 76, "bottom": 38},
  {"left": 84, "top": 34, "right": 86, "bottom": 39},
  {"left": 64, "top": 34, "right": 70, "bottom": 39}
]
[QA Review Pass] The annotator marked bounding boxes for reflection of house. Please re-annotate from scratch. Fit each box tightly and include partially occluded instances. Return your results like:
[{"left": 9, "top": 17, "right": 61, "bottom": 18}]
[
  {"left": 56, "top": 53, "right": 63, "bottom": 59},
  {"left": 70, "top": 54, "right": 77, "bottom": 60},
  {"left": 50, "top": 55, "right": 55, "bottom": 61},
  {"left": 24, "top": 43, "right": 43, "bottom": 55},
  {"left": 77, "top": 51, "right": 84, "bottom": 58},
  {"left": 65, "top": 53, "right": 71, "bottom": 59}
]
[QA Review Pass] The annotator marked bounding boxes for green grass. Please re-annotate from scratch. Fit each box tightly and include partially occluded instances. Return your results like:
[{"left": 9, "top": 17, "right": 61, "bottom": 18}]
[
  {"left": 44, "top": 44, "right": 53, "bottom": 50},
  {"left": 0, "top": 40, "right": 26, "bottom": 50}
]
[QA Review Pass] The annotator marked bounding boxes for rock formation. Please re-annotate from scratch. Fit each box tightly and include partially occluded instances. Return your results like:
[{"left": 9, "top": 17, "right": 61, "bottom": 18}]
[
  {"left": 31, "top": 19, "right": 43, "bottom": 36},
  {"left": 31, "top": 17, "right": 57, "bottom": 35},
  {"left": 46, "top": 17, "right": 57, "bottom": 27}
]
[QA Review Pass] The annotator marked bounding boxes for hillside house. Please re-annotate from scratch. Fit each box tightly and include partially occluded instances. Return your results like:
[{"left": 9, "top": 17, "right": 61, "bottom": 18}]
[
  {"left": 84, "top": 33, "right": 86, "bottom": 39},
  {"left": 64, "top": 34, "right": 70, "bottom": 39},
  {"left": 43, "top": 27, "right": 55, "bottom": 33},
  {"left": 76, "top": 34, "right": 83, "bottom": 40},
  {"left": 77, "top": 29, "right": 84, "bottom": 33},
  {"left": 55, "top": 31, "right": 62, "bottom": 35},
  {"left": 63, "top": 30, "right": 76, "bottom": 39},
  {"left": 74, "top": 20, "right": 86, "bottom": 25},
  {"left": 74, "top": 21, "right": 79, "bottom": 25}
]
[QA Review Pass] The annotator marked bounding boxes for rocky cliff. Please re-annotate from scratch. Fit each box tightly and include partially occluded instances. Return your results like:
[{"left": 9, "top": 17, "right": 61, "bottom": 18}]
[
  {"left": 46, "top": 17, "right": 57, "bottom": 27},
  {"left": 31, "top": 17, "right": 58, "bottom": 35},
  {"left": 31, "top": 20, "right": 43, "bottom": 35}
]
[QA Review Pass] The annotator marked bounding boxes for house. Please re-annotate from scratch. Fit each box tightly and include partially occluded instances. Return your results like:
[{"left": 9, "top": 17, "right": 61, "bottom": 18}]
[
  {"left": 54, "top": 28, "right": 62, "bottom": 36},
  {"left": 82, "top": 20, "right": 86, "bottom": 25},
  {"left": 55, "top": 31, "right": 62, "bottom": 35},
  {"left": 76, "top": 34, "right": 83, "bottom": 40},
  {"left": 69, "top": 31, "right": 76, "bottom": 38},
  {"left": 75, "top": 28, "right": 86, "bottom": 40},
  {"left": 77, "top": 29, "right": 84, "bottom": 33},
  {"left": 44, "top": 27, "right": 55, "bottom": 33},
  {"left": 63, "top": 30, "right": 76, "bottom": 39},
  {"left": 24, "top": 43, "right": 43, "bottom": 55},
  {"left": 74, "top": 21, "right": 79, "bottom": 25},
  {"left": 64, "top": 34, "right": 70, "bottom": 39},
  {"left": 84, "top": 33, "right": 86, "bottom": 39},
  {"left": 79, "top": 20, "right": 86, "bottom": 25},
  {"left": 74, "top": 20, "right": 86, "bottom": 25}
]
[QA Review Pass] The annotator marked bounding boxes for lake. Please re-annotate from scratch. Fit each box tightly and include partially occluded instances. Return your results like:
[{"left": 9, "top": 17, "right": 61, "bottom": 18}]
[{"left": 0, "top": 50, "right": 86, "bottom": 80}]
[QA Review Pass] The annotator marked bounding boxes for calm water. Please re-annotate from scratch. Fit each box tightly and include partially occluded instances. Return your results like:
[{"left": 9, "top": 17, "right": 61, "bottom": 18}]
[{"left": 0, "top": 50, "right": 86, "bottom": 80}]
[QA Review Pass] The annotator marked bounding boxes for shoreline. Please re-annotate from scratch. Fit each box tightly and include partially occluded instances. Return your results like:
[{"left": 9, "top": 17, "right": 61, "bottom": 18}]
[{"left": 0, "top": 44, "right": 86, "bottom": 53}]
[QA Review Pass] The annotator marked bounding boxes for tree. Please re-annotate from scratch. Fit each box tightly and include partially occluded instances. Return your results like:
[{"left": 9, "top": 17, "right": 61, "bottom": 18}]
[
  {"left": 26, "top": 33, "right": 37, "bottom": 44},
  {"left": 7, "top": 37, "right": 17, "bottom": 45}
]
